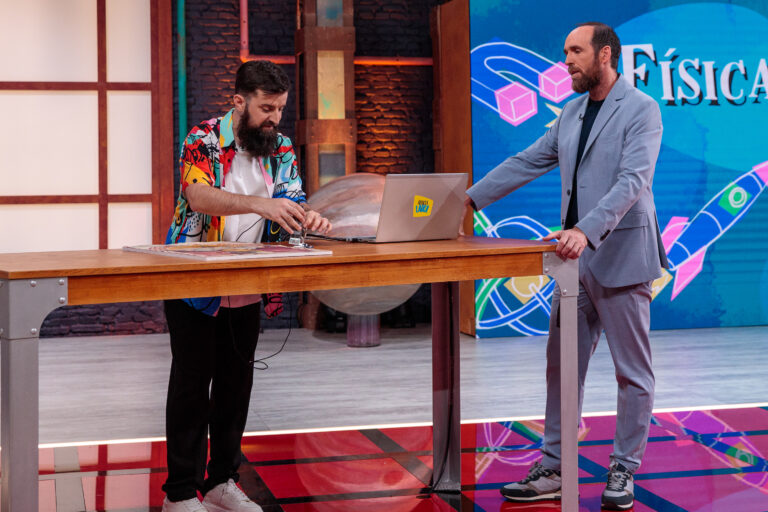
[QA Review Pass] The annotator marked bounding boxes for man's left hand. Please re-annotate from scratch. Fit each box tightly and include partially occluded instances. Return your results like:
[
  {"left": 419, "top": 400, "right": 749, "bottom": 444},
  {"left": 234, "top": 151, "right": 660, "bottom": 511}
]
[
  {"left": 542, "top": 227, "right": 588, "bottom": 259},
  {"left": 303, "top": 210, "right": 332, "bottom": 234}
]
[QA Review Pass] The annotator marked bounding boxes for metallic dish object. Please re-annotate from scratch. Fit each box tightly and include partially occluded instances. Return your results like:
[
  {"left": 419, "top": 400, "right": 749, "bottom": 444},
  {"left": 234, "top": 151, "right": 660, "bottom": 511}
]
[{"left": 307, "top": 173, "right": 420, "bottom": 315}]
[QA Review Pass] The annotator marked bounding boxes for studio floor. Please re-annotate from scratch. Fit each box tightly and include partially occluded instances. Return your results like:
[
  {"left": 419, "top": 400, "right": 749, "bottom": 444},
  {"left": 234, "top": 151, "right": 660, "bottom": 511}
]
[{"left": 15, "top": 324, "right": 768, "bottom": 510}]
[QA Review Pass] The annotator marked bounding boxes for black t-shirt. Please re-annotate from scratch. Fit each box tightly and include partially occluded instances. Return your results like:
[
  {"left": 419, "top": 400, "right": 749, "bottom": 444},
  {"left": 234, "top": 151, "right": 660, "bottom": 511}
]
[{"left": 564, "top": 98, "right": 604, "bottom": 230}]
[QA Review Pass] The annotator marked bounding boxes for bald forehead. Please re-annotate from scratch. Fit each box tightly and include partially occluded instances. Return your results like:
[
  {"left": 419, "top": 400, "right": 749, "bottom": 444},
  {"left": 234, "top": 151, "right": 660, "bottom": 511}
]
[{"left": 564, "top": 25, "right": 594, "bottom": 52}]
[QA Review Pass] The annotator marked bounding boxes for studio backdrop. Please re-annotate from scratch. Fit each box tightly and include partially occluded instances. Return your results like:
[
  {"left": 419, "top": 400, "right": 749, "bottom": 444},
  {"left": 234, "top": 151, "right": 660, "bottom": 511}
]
[{"left": 469, "top": 1, "right": 768, "bottom": 337}]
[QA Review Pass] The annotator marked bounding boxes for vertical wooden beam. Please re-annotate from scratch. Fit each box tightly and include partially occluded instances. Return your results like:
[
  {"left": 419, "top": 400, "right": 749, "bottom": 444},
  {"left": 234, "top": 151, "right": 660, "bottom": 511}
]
[
  {"left": 431, "top": 0, "right": 474, "bottom": 336},
  {"left": 152, "top": 0, "right": 175, "bottom": 244},
  {"left": 305, "top": 144, "right": 320, "bottom": 195},
  {"left": 97, "top": 0, "right": 108, "bottom": 249},
  {"left": 296, "top": 0, "right": 357, "bottom": 325}
]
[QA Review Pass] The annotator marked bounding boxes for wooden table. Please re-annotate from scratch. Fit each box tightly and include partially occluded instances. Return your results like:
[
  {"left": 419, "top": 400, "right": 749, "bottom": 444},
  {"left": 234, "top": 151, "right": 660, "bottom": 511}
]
[{"left": 0, "top": 237, "right": 579, "bottom": 511}]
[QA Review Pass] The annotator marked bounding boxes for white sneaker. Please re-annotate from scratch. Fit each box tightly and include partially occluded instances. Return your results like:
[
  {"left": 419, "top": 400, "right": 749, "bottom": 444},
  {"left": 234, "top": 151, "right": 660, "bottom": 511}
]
[
  {"left": 202, "top": 479, "right": 263, "bottom": 512},
  {"left": 161, "top": 496, "right": 208, "bottom": 512}
]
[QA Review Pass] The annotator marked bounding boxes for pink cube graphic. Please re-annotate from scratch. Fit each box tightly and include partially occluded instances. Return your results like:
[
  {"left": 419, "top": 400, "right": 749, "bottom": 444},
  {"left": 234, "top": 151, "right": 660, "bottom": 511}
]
[
  {"left": 538, "top": 62, "right": 573, "bottom": 103},
  {"left": 494, "top": 82, "right": 537, "bottom": 126}
]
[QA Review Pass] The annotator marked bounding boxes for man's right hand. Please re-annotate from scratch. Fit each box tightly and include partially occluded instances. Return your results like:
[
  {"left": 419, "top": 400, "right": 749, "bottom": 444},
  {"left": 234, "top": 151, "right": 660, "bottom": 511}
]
[
  {"left": 185, "top": 183, "right": 306, "bottom": 233},
  {"left": 255, "top": 198, "right": 305, "bottom": 233},
  {"left": 459, "top": 194, "right": 475, "bottom": 236},
  {"left": 542, "top": 227, "right": 587, "bottom": 260}
]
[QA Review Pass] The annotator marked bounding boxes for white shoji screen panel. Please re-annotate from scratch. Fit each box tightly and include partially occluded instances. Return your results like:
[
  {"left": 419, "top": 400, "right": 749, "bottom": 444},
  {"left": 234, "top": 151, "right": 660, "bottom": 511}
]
[
  {"left": 0, "top": 0, "right": 97, "bottom": 82},
  {"left": 0, "top": 204, "right": 99, "bottom": 253},
  {"left": 108, "top": 203, "right": 153, "bottom": 249},
  {"left": 107, "top": 91, "right": 153, "bottom": 194},
  {"left": 0, "top": 91, "right": 99, "bottom": 196},
  {"left": 106, "top": 0, "right": 151, "bottom": 83}
]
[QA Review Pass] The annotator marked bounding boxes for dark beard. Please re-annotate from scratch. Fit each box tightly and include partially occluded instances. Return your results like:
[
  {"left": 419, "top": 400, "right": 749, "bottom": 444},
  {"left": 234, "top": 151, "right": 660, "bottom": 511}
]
[
  {"left": 570, "top": 57, "right": 601, "bottom": 94},
  {"left": 237, "top": 108, "right": 278, "bottom": 157}
]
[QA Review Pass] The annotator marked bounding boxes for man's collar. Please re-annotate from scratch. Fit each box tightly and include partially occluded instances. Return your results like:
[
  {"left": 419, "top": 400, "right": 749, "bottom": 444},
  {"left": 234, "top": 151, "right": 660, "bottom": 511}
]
[
  {"left": 220, "top": 108, "right": 236, "bottom": 148},
  {"left": 605, "top": 73, "right": 630, "bottom": 102}
]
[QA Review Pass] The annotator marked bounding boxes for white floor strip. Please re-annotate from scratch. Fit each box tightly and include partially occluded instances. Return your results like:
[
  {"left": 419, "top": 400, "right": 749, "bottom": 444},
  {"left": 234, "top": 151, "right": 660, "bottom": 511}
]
[{"left": 39, "top": 401, "right": 768, "bottom": 448}]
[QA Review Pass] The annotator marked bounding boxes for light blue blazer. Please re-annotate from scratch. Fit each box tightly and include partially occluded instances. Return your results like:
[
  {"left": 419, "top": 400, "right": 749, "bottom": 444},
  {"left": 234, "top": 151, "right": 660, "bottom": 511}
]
[{"left": 468, "top": 76, "right": 669, "bottom": 288}]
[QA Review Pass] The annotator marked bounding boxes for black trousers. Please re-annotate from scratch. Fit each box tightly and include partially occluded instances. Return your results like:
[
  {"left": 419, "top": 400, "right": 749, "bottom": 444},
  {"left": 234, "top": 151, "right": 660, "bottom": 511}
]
[{"left": 162, "top": 299, "right": 261, "bottom": 501}]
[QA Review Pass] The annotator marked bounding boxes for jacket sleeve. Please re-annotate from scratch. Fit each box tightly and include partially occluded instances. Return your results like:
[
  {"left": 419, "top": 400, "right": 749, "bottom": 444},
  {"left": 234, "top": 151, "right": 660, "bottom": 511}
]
[
  {"left": 179, "top": 126, "right": 218, "bottom": 196},
  {"left": 272, "top": 136, "right": 307, "bottom": 204},
  {"left": 467, "top": 114, "right": 561, "bottom": 211},
  {"left": 575, "top": 98, "right": 663, "bottom": 249}
]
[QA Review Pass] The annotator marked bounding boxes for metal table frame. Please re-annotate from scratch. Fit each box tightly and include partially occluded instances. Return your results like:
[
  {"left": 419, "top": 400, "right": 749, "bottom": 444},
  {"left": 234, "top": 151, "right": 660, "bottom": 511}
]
[{"left": 0, "top": 239, "right": 578, "bottom": 511}]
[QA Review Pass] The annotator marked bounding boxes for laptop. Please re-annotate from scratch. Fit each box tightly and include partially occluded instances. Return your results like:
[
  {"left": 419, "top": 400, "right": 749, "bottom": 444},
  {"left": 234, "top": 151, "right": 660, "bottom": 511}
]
[{"left": 329, "top": 173, "right": 468, "bottom": 243}]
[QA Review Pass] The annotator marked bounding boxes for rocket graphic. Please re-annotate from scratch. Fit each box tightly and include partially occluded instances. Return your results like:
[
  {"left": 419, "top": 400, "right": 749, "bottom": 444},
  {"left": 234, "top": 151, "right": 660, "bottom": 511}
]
[{"left": 656, "top": 160, "right": 768, "bottom": 300}]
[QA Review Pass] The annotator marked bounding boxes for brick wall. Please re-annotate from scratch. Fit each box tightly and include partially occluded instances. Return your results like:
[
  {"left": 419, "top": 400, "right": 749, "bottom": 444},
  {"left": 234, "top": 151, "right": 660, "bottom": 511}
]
[
  {"left": 355, "top": 0, "right": 442, "bottom": 57},
  {"left": 355, "top": 65, "right": 433, "bottom": 175},
  {"left": 41, "top": 302, "right": 169, "bottom": 338},
  {"left": 41, "top": 0, "right": 443, "bottom": 337}
]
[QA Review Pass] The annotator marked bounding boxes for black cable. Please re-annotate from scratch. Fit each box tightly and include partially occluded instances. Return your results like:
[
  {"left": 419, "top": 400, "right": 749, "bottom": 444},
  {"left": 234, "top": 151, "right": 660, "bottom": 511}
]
[
  {"left": 251, "top": 296, "right": 292, "bottom": 371},
  {"left": 225, "top": 205, "right": 301, "bottom": 369},
  {"left": 235, "top": 217, "right": 265, "bottom": 242},
  {"left": 225, "top": 288, "right": 293, "bottom": 371},
  {"left": 305, "top": 233, "right": 374, "bottom": 243}
]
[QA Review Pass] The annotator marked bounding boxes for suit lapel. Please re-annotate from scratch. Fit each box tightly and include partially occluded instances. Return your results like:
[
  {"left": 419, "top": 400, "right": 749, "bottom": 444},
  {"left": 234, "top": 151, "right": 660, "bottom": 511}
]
[
  {"left": 561, "top": 96, "right": 588, "bottom": 184},
  {"left": 579, "top": 77, "right": 628, "bottom": 164}
]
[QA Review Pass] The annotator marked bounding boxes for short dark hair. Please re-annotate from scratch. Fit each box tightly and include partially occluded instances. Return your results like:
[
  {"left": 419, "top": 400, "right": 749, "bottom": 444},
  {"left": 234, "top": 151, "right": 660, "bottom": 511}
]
[
  {"left": 235, "top": 60, "right": 291, "bottom": 96},
  {"left": 579, "top": 22, "right": 621, "bottom": 70}
]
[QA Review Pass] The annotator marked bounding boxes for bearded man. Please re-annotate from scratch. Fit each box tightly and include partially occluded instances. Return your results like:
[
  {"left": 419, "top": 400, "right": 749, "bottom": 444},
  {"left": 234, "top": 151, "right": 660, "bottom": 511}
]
[
  {"left": 162, "top": 60, "right": 331, "bottom": 512},
  {"left": 465, "top": 23, "right": 667, "bottom": 510}
]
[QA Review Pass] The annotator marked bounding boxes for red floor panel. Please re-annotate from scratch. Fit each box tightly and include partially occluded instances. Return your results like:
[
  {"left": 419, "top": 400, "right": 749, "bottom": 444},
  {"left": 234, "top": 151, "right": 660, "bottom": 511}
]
[
  {"left": 40, "top": 479, "right": 56, "bottom": 512},
  {"left": 379, "top": 425, "right": 433, "bottom": 452},
  {"left": 78, "top": 441, "right": 167, "bottom": 473},
  {"left": 257, "top": 458, "right": 426, "bottom": 498},
  {"left": 81, "top": 472, "right": 167, "bottom": 511},
  {"left": 470, "top": 421, "right": 543, "bottom": 449},
  {"left": 707, "top": 407, "right": 768, "bottom": 431},
  {"left": 14, "top": 406, "right": 768, "bottom": 511},
  {"left": 39, "top": 448, "right": 55, "bottom": 475},
  {"left": 582, "top": 439, "right": 740, "bottom": 475},
  {"left": 242, "top": 430, "right": 384, "bottom": 462},
  {"left": 281, "top": 494, "right": 455, "bottom": 512},
  {"left": 639, "top": 472, "right": 768, "bottom": 512}
]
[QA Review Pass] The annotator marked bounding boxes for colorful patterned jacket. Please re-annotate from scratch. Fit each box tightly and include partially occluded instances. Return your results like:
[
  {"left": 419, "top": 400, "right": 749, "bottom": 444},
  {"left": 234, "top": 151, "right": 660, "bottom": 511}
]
[{"left": 166, "top": 108, "right": 306, "bottom": 315}]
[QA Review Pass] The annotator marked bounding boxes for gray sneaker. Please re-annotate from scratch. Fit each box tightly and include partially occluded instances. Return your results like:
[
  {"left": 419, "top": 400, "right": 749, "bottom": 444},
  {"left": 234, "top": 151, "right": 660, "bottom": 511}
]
[
  {"left": 500, "top": 461, "right": 562, "bottom": 502},
  {"left": 602, "top": 462, "right": 634, "bottom": 510}
]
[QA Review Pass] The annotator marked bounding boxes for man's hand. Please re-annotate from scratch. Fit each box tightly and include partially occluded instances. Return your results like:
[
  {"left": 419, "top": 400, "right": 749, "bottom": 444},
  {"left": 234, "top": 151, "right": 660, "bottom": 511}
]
[
  {"left": 256, "top": 198, "right": 306, "bottom": 233},
  {"left": 184, "top": 183, "right": 330, "bottom": 235},
  {"left": 303, "top": 209, "right": 332, "bottom": 234},
  {"left": 459, "top": 194, "right": 475, "bottom": 236},
  {"left": 542, "top": 227, "right": 588, "bottom": 259}
]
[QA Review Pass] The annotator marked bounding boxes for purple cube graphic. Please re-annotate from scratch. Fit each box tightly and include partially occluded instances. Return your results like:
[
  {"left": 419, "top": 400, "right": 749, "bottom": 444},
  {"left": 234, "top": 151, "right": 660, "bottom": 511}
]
[
  {"left": 538, "top": 62, "right": 573, "bottom": 103},
  {"left": 494, "top": 82, "right": 537, "bottom": 126}
]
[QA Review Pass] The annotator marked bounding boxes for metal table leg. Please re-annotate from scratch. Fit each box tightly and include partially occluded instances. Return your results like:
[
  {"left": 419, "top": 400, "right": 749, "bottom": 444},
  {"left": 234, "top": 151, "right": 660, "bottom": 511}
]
[
  {"left": 431, "top": 281, "right": 461, "bottom": 493},
  {"left": 543, "top": 254, "right": 579, "bottom": 512},
  {"left": 0, "top": 278, "right": 68, "bottom": 512}
]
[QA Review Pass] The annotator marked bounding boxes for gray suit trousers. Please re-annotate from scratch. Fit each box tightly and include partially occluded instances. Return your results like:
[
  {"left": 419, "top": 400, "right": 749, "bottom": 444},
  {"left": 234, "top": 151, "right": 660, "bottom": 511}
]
[{"left": 540, "top": 252, "right": 654, "bottom": 473}]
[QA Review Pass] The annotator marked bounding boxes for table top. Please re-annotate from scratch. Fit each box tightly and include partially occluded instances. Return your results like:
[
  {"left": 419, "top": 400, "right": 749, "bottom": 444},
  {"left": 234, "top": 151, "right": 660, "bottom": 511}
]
[
  {"left": 0, "top": 237, "right": 556, "bottom": 279},
  {"left": 0, "top": 237, "right": 559, "bottom": 305}
]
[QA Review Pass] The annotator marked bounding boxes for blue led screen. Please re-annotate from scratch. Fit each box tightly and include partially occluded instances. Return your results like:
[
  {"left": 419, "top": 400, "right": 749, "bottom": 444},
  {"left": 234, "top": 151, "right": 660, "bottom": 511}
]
[{"left": 470, "top": 1, "right": 768, "bottom": 337}]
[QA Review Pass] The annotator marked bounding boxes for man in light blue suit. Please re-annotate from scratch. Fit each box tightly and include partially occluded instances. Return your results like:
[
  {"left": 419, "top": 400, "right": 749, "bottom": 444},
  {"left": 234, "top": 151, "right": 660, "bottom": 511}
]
[{"left": 466, "top": 22, "right": 668, "bottom": 510}]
